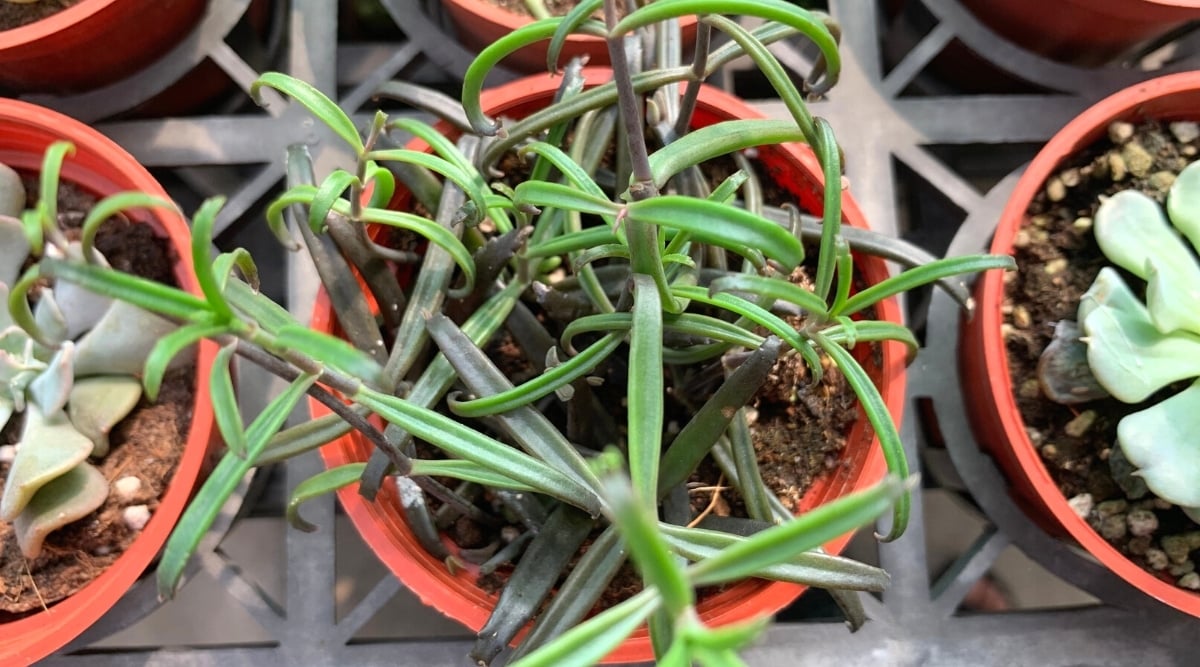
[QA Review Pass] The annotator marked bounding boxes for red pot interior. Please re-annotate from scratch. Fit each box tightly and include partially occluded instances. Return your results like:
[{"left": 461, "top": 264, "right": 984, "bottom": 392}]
[
  {"left": 314, "top": 69, "right": 905, "bottom": 662},
  {"left": 439, "top": 0, "right": 698, "bottom": 73},
  {"left": 0, "top": 99, "right": 218, "bottom": 663},
  {"left": 961, "top": 71, "right": 1200, "bottom": 618},
  {"left": 0, "top": 0, "right": 207, "bottom": 94}
]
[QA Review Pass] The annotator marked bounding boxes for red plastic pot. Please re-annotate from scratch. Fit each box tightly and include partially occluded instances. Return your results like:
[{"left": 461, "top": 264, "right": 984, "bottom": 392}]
[
  {"left": 315, "top": 70, "right": 905, "bottom": 662},
  {"left": 0, "top": 0, "right": 207, "bottom": 94},
  {"left": 961, "top": 71, "right": 1200, "bottom": 619},
  {"left": 440, "top": 0, "right": 698, "bottom": 73},
  {"left": 0, "top": 99, "right": 219, "bottom": 664},
  {"left": 960, "top": 0, "right": 1200, "bottom": 67}
]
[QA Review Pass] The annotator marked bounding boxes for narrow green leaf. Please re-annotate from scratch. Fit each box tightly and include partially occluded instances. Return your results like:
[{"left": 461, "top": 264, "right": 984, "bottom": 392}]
[
  {"left": 813, "top": 334, "right": 909, "bottom": 540},
  {"left": 37, "top": 257, "right": 211, "bottom": 322},
  {"left": 834, "top": 254, "right": 1015, "bottom": 318},
  {"left": 308, "top": 170, "right": 358, "bottom": 232},
  {"left": 210, "top": 343, "right": 246, "bottom": 458},
  {"left": 364, "top": 163, "right": 396, "bottom": 210},
  {"left": 525, "top": 226, "right": 621, "bottom": 258},
  {"left": 39, "top": 141, "right": 74, "bottom": 235},
  {"left": 604, "top": 473, "right": 692, "bottom": 617},
  {"left": 449, "top": 332, "right": 622, "bottom": 417},
  {"left": 364, "top": 148, "right": 492, "bottom": 223},
  {"left": 272, "top": 325, "right": 384, "bottom": 389},
  {"left": 265, "top": 185, "right": 316, "bottom": 250},
  {"left": 287, "top": 463, "right": 365, "bottom": 532},
  {"left": 252, "top": 73, "right": 364, "bottom": 153},
  {"left": 212, "top": 248, "right": 260, "bottom": 294},
  {"left": 672, "top": 285, "right": 810, "bottom": 356},
  {"left": 190, "top": 197, "right": 234, "bottom": 321},
  {"left": 547, "top": 0, "right": 604, "bottom": 72},
  {"left": 81, "top": 193, "right": 176, "bottom": 263},
  {"left": 223, "top": 277, "right": 296, "bottom": 335},
  {"left": 408, "top": 459, "right": 535, "bottom": 491},
  {"left": 709, "top": 274, "right": 830, "bottom": 319},
  {"left": 143, "top": 320, "right": 225, "bottom": 402},
  {"left": 646, "top": 120, "right": 806, "bottom": 191},
  {"left": 357, "top": 206, "right": 476, "bottom": 293},
  {"left": 158, "top": 373, "right": 317, "bottom": 599},
  {"left": 687, "top": 475, "right": 905, "bottom": 586},
  {"left": 515, "top": 181, "right": 622, "bottom": 219},
  {"left": 511, "top": 590, "right": 662, "bottom": 667},
  {"left": 627, "top": 197, "right": 803, "bottom": 270},
  {"left": 629, "top": 275, "right": 664, "bottom": 509}
]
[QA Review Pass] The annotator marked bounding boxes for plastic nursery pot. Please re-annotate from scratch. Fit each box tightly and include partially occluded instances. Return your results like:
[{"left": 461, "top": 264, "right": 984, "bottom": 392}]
[
  {"left": 313, "top": 69, "right": 905, "bottom": 663},
  {"left": 439, "top": 0, "right": 698, "bottom": 73},
  {"left": 0, "top": 99, "right": 219, "bottom": 664},
  {"left": 960, "top": 71, "right": 1200, "bottom": 619},
  {"left": 0, "top": 0, "right": 207, "bottom": 94},
  {"left": 959, "top": 0, "right": 1200, "bottom": 67}
]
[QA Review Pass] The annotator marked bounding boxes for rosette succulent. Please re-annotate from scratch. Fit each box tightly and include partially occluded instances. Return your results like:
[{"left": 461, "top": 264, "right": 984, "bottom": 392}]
[
  {"left": 0, "top": 157, "right": 177, "bottom": 559},
  {"left": 1071, "top": 160, "right": 1200, "bottom": 522}
]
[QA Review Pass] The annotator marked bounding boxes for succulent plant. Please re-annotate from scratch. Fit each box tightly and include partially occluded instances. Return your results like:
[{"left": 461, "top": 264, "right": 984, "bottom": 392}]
[
  {"left": 0, "top": 153, "right": 178, "bottom": 559},
  {"left": 1066, "top": 160, "right": 1200, "bottom": 522}
]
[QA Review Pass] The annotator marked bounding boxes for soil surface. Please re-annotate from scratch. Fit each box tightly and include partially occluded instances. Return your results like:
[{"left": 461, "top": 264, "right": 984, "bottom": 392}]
[
  {"left": 486, "top": 0, "right": 613, "bottom": 19},
  {"left": 0, "top": 177, "right": 192, "bottom": 617},
  {"left": 1004, "top": 119, "right": 1200, "bottom": 592},
  {"left": 0, "top": 0, "right": 80, "bottom": 31}
]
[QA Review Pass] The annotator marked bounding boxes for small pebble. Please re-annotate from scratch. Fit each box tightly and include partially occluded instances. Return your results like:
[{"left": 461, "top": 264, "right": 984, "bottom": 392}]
[
  {"left": 1108, "top": 121, "right": 1135, "bottom": 144},
  {"left": 500, "top": 526, "right": 521, "bottom": 543},
  {"left": 1170, "top": 121, "right": 1200, "bottom": 144},
  {"left": 1179, "top": 573, "right": 1200, "bottom": 590},
  {"left": 1040, "top": 443, "right": 1058, "bottom": 459},
  {"left": 1059, "top": 168, "right": 1081, "bottom": 188},
  {"left": 1148, "top": 170, "right": 1177, "bottom": 193},
  {"left": 0, "top": 445, "right": 15, "bottom": 465},
  {"left": 113, "top": 476, "right": 142, "bottom": 502},
  {"left": 1031, "top": 214, "right": 1052, "bottom": 228},
  {"left": 1146, "top": 548, "right": 1170, "bottom": 570},
  {"left": 1064, "top": 410, "right": 1096, "bottom": 437},
  {"left": 1018, "top": 378, "right": 1042, "bottom": 399},
  {"left": 1096, "top": 499, "right": 1129, "bottom": 519},
  {"left": 1045, "top": 177, "right": 1067, "bottom": 202},
  {"left": 1100, "top": 514, "right": 1127, "bottom": 540},
  {"left": 1121, "top": 142, "right": 1154, "bottom": 178},
  {"left": 1127, "top": 536, "right": 1152, "bottom": 556},
  {"left": 93, "top": 545, "right": 112, "bottom": 557},
  {"left": 1073, "top": 216, "right": 1093, "bottom": 231},
  {"left": 123, "top": 505, "right": 152, "bottom": 531},
  {"left": 1044, "top": 258, "right": 1068, "bottom": 275},
  {"left": 1161, "top": 534, "right": 1197, "bottom": 564},
  {"left": 1012, "top": 229, "right": 1031, "bottom": 248},
  {"left": 1012, "top": 305, "right": 1032, "bottom": 329},
  {"left": 1170, "top": 561, "right": 1195, "bottom": 576},
  {"left": 1108, "top": 152, "right": 1128, "bottom": 181},
  {"left": 1153, "top": 498, "right": 1174, "bottom": 511},
  {"left": 1127, "top": 509, "right": 1159, "bottom": 537},
  {"left": 1184, "top": 145, "right": 1198, "bottom": 157},
  {"left": 1067, "top": 493, "right": 1094, "bottom": 520},
  {"left": 1026, "top": 428, "right": 1046, "bottom": 446}
]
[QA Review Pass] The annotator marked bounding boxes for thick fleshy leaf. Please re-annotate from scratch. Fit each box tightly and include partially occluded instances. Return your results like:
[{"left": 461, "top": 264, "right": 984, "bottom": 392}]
[
  {"left": 74, "top": 301, "right": 179, "bottom": 377},
  {"left": 33, "top": 288, "right": 69, "bottom": 346},
  {"left": 0, "top": 162, "right": 24, "bottom": 218},
  {"left": 1167, "top": 160, "right": 1200, "bottom": 252},
  {"left": 287, "top": 463, "right": 365, "bottom": 532},
  {"left": 1094, "top": 189, "right": 1200, "bottom": 334},
  {"left": 29, "top": 340, "right": 74, "bottom": 416},
  {"left": 0, "top": 403, "right": 94, "bottom": 521},
  {"left": 0, "top": 217, "right": 30, "bottom": 290},
  {"left": 627, "top": 197, "right": 804, "bottom": 270},
  {"left": 13, "top": 462, "right": 107, "bottom": 559},
  {"left": 1117, "top": 379, "right": 1200, "bottom": 509},
  {"left": 69, "top": 376, "right": 143, "bottom": 457},
  {"left": 1080, "top": 270, "right": 1200, "bottom": 403},
  {"left": 252, "top": 73, "right": 364, "bottom": 153}
]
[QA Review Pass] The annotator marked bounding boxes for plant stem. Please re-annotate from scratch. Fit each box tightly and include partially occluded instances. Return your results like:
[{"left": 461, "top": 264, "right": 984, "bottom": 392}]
[
  {"left": 604, "top": 0, "right": 657, "bottom": 202},
  {"left": 673, "top": 22, "right": 711, "bottom": 138}
]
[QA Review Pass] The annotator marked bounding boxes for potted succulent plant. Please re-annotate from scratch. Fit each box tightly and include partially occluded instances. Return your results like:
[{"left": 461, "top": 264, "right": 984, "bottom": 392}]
[
  {"left": 0, "top": 0, "right": 206, "bottom": 93},
  {"left": 0, "top": 100, "right": 219, "bottom": 664},
  {"left": 961, "top": 71, "right": 1200, "bottom": 619},
  {"left": 24, "top": 0, "right": 1009, "bottom": 664}
]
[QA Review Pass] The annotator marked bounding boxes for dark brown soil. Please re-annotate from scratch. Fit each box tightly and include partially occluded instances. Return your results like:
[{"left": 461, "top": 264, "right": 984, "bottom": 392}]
[
  {"left": 486, "top": 0, "right": 614, "bottom": 19},
  {"left": 1005, "top": 119, "right": 1200, "bottom": 591},
  {"left": 0, "top": 0, "right": 79, "bottom": 32},
  {"left": 0, "top": 177, "right": 192, "bottom": 617}
]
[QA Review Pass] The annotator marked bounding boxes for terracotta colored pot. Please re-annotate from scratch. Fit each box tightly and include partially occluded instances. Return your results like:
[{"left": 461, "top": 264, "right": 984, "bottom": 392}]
[
  {"left": 960, "top": 0, "right": 1200, "bottom": 67},
  {"left": 0, "top": 0, "right": 207, "bottom": 94},
  {"left": 961, "top": 71, "right": 1200, "bottom": 619},
  {"left": 0, "top": 99, "right": 219, "bottom": 664},
  {"left": 314, "top": 70, "right": 905, "bottom": 663},
  {"left": 440, "top": 0, "right": 698, "bottom": 73}
]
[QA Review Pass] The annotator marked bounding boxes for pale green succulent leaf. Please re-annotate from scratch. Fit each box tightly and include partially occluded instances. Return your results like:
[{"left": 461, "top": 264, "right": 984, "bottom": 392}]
[
  {"left": 0, "top": 404, "right": 94, "bottom": 521},
  {"left": 1166, "top": 160, "right": 1200, "bottom": 253},
  {"left": 69, "top": 376, "right": 143, "bottom": 458},
  {"left": 13, "top": 462, "right": 107, "bottom": 560},
  {"left": 32, "top": 288, "right": 68, "bottom": 347},
  {"left": 1080, "top": 273, "right": 1200, "bottom": 402},
  {"left": 74, "top": 301, "right": 180, "bottom": 377},
  {"left": 28, "top": 340, "right": 74, "bottom": 416},
  {"left": 0, "top": 216, "right": 30, "bottom": 291},
  {"left": 0, "top": 162, "right": 24, "bottom": 218},
  {"left": 1117, "top": 379, "right": 1200, "bottom": 508},
  {"left": 1095, "top": 189, "right": 1200, "bottom": 287},
  {"left": 0, "top": 395, "right": 12, "bottom": 432},
  {"left": 1145, "top": 256, "right": 1200, "bottom": 335}
]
